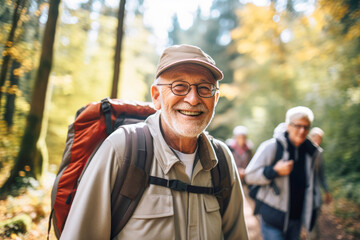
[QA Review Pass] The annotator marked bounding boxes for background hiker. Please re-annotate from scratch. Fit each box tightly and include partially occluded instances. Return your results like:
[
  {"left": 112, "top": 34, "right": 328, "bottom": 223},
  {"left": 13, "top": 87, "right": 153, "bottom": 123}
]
[
  {"left": 244, "top": 106, "right": 323, "bottom": 240},
  {"left": 308, "top": 127, "right": 332, "bottom": 204},
  {"left": 226, "top": 125, "right": 253, "bottom": 182},
  {"left": 308, "top": 127, "right": 332, "bottom": 240},
  {"left": 59, "top": 44, "right": 249, "bottom": 240}
]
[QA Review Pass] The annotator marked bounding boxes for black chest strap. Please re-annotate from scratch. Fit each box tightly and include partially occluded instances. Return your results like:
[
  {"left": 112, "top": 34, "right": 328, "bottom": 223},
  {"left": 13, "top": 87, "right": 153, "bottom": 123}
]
[{"left": 149, "top": 176, "right": 215, "bottom": 195}]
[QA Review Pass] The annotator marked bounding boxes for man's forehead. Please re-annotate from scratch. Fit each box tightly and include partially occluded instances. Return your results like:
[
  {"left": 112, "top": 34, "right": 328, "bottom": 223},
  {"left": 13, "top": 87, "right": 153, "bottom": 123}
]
[{"left": 292, "top": 117, "right": 311, "bottom": 124}]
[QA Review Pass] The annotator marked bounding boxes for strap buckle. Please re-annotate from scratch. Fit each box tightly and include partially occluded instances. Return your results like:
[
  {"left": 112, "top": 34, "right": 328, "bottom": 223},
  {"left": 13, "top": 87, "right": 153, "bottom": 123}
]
[
  {"left": 168, "top": 180, "right": 188, "bottom": 191},
  {"left": 101, "top": 98, "right": 112, "bottom": 135},
  {"left": 101, "top": 98, "right": 111, "bottom": 113},
  {"left": 213, "top": 186, "right": 229, "bottom": 198}
]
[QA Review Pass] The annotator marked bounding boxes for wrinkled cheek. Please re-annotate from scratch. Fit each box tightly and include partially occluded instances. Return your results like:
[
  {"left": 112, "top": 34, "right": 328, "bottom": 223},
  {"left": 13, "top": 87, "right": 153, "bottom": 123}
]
[{"left": 300, "top": 134, "right": 307, "bottom": 140}]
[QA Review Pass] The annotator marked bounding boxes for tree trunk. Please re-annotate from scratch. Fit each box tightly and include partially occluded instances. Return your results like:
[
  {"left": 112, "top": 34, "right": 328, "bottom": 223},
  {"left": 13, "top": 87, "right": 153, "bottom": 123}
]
[
  {"left": 0, "top": 0, "right": 26, "bottom": 107},
  {"left": 0, "top": 0, "right": 61, "bottom": 198},
  {"left": 4, "top": 59, "right": 21, "bottom": 132},
  {"left": 110, "top": 0, "right": 126, "bottom": 98}
]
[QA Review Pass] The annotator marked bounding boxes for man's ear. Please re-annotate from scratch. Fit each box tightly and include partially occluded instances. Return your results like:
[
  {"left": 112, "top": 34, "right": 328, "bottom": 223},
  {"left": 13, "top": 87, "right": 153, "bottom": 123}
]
[
  {"left": 214, "top": 90, "right": 220, "bottom": 107},
  {"left": 151, "top": 85, "right": 161, "bottom": 110}
]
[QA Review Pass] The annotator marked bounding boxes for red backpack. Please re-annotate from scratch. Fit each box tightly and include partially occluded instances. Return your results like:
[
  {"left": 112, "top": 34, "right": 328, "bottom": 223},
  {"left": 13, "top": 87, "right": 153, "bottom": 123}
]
[{"left": 48, "top": 98, "right": 232, "bottom": 239}]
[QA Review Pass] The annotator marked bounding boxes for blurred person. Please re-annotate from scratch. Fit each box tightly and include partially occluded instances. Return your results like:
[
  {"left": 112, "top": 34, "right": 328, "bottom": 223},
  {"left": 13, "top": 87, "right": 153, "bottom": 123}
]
[
  {"left": 308, "top": 127, "right": 324, "bottom": 146},
  {"left": 307, "top": 127, "right": 332, "bottom": 240},
  {"left": 245, "top": 106, "right": 324, "bottom": 240},
  {"left": 60, "top": 44, "right": 249, "bottom": 240},
  {"left": 227, "top": 126, "right": 253, "bottom": 181},
  {"left": 308, "top": 127, "right": 331, "bottom": 204}
]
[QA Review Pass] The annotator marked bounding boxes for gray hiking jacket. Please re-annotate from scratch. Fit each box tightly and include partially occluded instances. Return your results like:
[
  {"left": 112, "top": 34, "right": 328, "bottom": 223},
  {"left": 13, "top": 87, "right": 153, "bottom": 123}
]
[
  {"left": 244, "top": 131, "right": 322, "bottom": 232},
  {"left": 60, "top": 111, "right": 249, "bottom": 240}
]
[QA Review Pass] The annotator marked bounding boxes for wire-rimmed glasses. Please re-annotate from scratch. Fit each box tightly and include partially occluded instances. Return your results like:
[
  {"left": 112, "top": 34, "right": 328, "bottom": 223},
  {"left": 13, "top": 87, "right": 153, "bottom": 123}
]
[
  {"left": 156, "top": 80, "right": 218, "bottom": 98},
  {"left": 289, "top": 122, "right": 311, "bottom": 131}
]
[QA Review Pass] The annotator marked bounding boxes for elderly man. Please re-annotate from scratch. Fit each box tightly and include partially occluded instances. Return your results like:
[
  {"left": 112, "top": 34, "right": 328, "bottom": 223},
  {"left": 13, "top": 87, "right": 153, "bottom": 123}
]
[
  {"left": 245, "top": 106, "right": 322, "bottom": 240},
  {"left": 60, "top": 44, "right": 249, "bottom": 240}
]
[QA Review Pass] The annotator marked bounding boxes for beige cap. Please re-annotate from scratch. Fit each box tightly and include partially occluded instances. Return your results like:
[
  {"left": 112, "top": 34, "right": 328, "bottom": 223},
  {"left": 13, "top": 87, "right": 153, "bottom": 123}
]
[{"left": 155, "top": 44, "right": 224, "bottom": 81}]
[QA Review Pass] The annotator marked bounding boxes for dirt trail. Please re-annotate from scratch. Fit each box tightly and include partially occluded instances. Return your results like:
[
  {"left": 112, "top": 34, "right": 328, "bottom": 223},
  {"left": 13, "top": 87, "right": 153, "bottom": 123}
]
[
  {"left": 316, "top": 203, "right": 356, "bottom": 240},
  {"left": 243, "top": 193, "right": 263, "bottom": 240}
]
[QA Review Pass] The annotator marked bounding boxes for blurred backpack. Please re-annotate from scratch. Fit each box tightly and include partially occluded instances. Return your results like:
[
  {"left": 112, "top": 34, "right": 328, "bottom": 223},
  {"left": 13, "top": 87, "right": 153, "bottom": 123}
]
[
  {"left": 248, "top": 139, "right": 283, "bottom": 214},
  {"left": 48, "top": 98, "right": 232, "bottom": 239}
]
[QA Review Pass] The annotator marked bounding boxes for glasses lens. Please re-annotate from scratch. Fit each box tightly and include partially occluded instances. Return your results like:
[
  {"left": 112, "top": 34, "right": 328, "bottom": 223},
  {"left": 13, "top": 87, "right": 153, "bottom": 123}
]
[
  {"left": 291, "top": 123, "right": 310, "bottom": 131},
  {"left": 171, "top": 81, "right": 190, "bottom": 96},
  {"left": 197, "top": 83, "right": 215, "bottom": 97}
]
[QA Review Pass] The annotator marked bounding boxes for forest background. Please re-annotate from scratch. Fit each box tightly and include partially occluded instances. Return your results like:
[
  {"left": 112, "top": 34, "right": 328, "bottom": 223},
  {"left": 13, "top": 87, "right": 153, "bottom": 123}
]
[{"left": 0, "top": 0, "right": 359, "bottom": 239}]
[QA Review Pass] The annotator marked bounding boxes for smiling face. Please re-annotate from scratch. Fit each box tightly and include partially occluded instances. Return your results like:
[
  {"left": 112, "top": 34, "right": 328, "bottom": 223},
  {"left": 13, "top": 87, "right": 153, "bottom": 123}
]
[
  {"left": 287, "top": 117, "right": 311, "bottom": 147},
  {"left": 151, "top": 63, "right": 220, "bottom": 142}
]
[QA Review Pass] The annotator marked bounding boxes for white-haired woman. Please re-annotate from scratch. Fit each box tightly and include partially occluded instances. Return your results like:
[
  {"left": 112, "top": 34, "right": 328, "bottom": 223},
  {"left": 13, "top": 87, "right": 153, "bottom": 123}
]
[{"left": 227, "top": 125, "right": 253, "bottom": 181}]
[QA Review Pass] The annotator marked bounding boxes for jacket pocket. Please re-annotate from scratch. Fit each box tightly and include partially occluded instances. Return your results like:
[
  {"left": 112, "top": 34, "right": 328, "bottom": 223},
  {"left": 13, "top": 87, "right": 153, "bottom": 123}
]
[
  {"left": 203, "top": 195, "right": 222, "bottom": 240},
  {"left": 203, "top": 195, "right": 220, "bottom": 213},
  {"left": 259, "top": 202, "right": 285, "bottom": 230},
  {"left": 119, "top": 194, "right": 175, "bottom": 240},
  {"left": 132, "top": 194, "right": 174, "bottom": 219}
]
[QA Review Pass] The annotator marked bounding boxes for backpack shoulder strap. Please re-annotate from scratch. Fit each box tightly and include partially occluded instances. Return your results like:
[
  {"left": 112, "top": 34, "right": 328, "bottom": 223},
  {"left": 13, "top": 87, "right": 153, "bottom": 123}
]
[
  {"left": 251, "top": 138, "right": 284, "bottom": 215},
  {"left": 274, "top": 139, "right": 284, "bottom": 164},
  {"left": 110, "top": 124, "right": 153, "bottom": 238},
  {"left": 211, "top": 140, "right": 232, "bottom": 217},
  {"left": 268, "top": 139, "right": 284, "bottom": 195}
]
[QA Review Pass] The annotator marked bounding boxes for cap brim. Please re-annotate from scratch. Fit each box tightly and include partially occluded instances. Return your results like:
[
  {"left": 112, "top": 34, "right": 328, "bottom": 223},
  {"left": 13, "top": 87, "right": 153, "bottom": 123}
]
[{"left": 156, "top": 59, "right": 224, "bottom": 81}]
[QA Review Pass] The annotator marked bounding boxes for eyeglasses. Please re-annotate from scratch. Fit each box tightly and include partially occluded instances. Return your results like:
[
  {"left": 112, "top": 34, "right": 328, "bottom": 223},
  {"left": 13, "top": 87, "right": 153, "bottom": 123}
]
[
  {"left": 290, "top": 122, "right": 310, "bottom": 131},
  {"left": 156, "top": 80, "right": 219, "bottom": 98}
]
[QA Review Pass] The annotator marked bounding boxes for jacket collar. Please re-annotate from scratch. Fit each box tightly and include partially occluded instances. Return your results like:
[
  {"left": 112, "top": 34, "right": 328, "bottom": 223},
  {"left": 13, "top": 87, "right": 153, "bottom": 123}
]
[
  {"left": 145, "top": 111, "right": 217, "bottom": 175},
  {"left": 275, "top": 131, "right": 320, "bottom": 158}
]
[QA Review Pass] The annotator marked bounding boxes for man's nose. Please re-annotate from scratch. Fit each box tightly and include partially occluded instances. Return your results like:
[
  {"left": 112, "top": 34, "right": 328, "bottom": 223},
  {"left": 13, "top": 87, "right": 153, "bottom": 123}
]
[
  {"left": 299, "top": 127, "right": 308, "bottom": 134},
  {"left": 184, "top": 86, "right": 201, "bottom": 105}
]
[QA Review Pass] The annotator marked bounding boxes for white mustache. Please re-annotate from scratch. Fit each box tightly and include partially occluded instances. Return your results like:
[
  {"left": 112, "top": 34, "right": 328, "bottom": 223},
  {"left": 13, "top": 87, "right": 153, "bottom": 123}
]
[{"left": 174, "top": 103, "right": 207, "bottom": 112}]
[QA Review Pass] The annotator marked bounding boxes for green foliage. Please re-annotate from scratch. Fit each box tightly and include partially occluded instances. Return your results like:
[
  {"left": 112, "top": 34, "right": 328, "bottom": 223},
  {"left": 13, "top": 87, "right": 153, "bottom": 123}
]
[
  {"left": 0, "top": 213, "right": 32, "bottom": 237},
  {"left": 0, "top": 0, "right": 43, "bottom": 103},
  {"left": 0, "top": 96, "right": 29, "bottom": 181}
]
